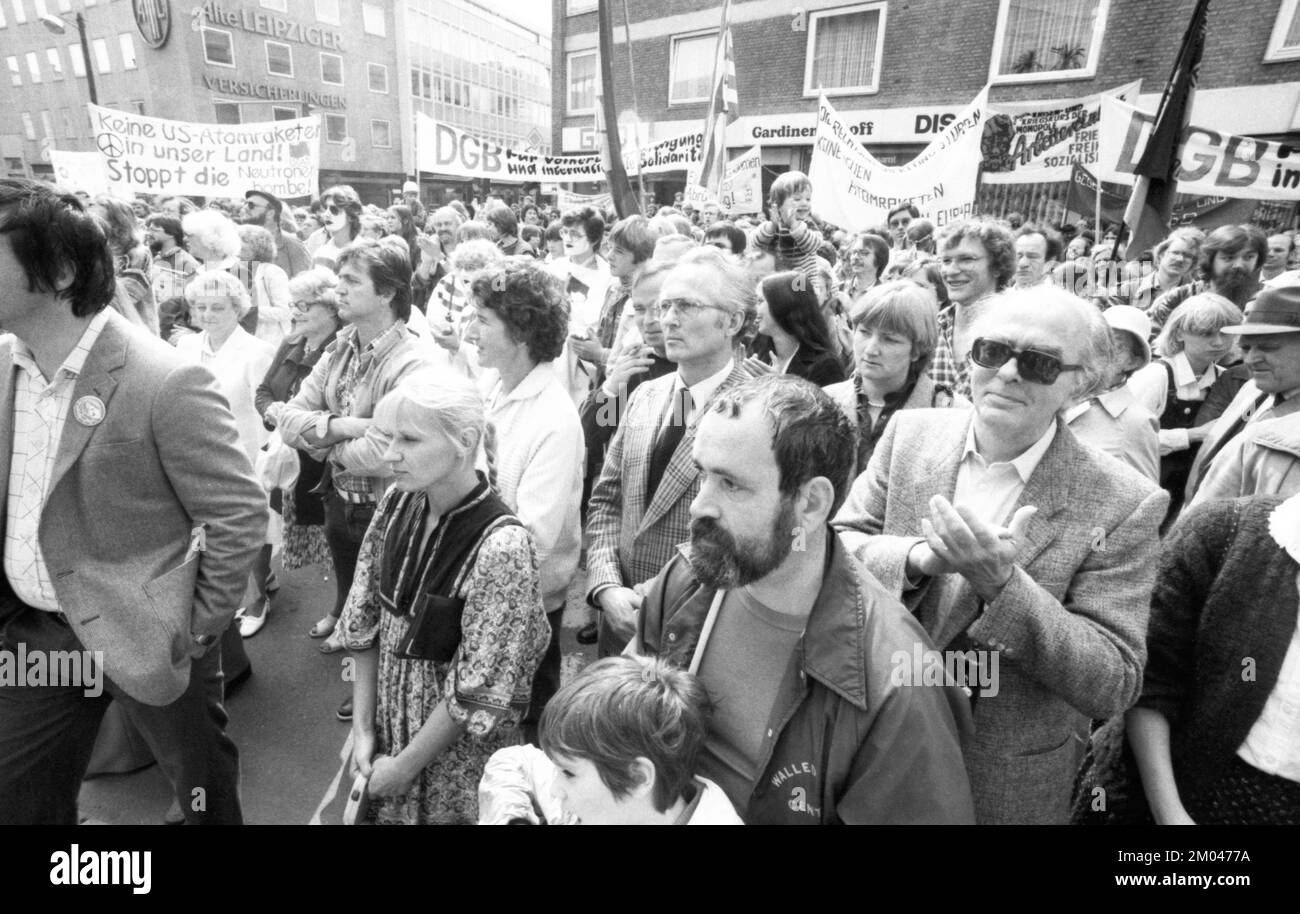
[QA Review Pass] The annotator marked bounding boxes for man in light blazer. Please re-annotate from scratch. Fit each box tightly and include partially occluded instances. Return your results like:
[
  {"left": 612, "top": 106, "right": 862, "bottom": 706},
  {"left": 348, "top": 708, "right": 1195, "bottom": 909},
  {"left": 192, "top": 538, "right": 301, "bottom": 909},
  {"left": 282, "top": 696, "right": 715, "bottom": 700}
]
[
  {"left": 586, "top": 246, "right": 754, "bottom": 656},
  {"left": 834, "top": 286, "right": 1168, "bottom": 824},
  {"left": 0, "top": 179, "right": 266, "bottom": 824}
]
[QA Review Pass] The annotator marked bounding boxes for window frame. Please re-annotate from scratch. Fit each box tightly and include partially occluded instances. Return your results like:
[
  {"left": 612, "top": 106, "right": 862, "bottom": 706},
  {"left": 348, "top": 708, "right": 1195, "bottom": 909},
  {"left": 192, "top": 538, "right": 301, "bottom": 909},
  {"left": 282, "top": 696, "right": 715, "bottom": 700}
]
[
  {"left": 265, "top": 39, "right": 294, "bottom": 79},
  {"left": 324, "top": 113, "right": 348, "bottom": 144},
  {"left": 271, "top": 105, "right": 299, "bottom": 121},
  {"left": 45, "top": 47, "right": 63, "bottom": 80},
  {"left": 370, "top": 119, "right": 391, "bottom": 149},
  {"left": 213, "top": 100, "right": 242, "bottom": 125},
  {"left": 90, "top": 37, "right": 110, "bottom": 75},
  {"left": 24, "top": 50, "right": 40, "bottom": 84},
  {"left": 21, "top": 112, "right": 35, "bottom": 141},
  {"left": 987, "top": 0, "right": 1110, "bottom": 85},
  {"left": 314, "top": 0, "right": 340, "bottom": 26},
  {"left": 361, "top": 2, "right": 386, "bottom": 37},
  {"left": 802, "top": 2, "right": 888, "bottom": 98},
  {"left": 566, "top": 49, "right": 598, "bottom": 115},
  {"left": 319, "top": 50, "right": 343, "bottom": 86},
  {"left": 367, "top": 62, "right": 388, "bottom": 94},
  {"left": 7, "top": 55, "right": 21, "bottom": 87},
  {"left": 668, "top": 28, "right": 718, "bottom": 107},
  {"left": 259, "top": 0, "right": 287, "bottom": 11},
  {"left": 202, "top": 26, "right": 236, "bottom": 69},
  {"left": 1266, "top": 0, "right": 1300, "bottom": 62},
  {"left": 119, "top": 32, "right": 137, "bottom": 71}
]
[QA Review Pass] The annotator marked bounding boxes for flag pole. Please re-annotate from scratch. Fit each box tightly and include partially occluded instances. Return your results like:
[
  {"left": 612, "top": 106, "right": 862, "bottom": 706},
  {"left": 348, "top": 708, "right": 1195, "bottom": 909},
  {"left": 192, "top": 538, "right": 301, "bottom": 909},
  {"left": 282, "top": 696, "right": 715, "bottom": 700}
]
[{"left": 597, "top": 0, "right": 639, "bottom": 218}]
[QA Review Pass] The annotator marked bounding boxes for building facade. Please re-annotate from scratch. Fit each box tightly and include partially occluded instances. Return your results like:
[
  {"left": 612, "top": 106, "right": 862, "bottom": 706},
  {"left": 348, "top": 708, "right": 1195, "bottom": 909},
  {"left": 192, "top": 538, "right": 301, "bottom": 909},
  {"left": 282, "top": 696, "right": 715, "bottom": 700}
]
[
  {"left": 553, "top": 0, "right": 1300, "bottom": 216},
  {"left": 1, "top": 0, "right": 551, "bottom": 206}
]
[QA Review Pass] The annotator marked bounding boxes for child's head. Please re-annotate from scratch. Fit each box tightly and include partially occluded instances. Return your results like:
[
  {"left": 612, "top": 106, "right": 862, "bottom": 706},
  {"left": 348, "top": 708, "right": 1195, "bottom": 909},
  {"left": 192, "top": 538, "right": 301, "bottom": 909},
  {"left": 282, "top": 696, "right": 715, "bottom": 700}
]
[
  {"left": 539, "top": 655, "right": 712, "bottom": 824},
  {"left": 769, "top": 171, "right": 813, "bottom": 210}
]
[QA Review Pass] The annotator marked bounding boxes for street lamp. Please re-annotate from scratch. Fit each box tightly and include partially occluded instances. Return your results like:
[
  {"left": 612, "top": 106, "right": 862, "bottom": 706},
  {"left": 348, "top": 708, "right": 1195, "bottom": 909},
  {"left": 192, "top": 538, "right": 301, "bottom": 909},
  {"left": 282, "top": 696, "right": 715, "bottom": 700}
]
[{"left": 41, "top": 13, "right": 97, "bottom": 106}]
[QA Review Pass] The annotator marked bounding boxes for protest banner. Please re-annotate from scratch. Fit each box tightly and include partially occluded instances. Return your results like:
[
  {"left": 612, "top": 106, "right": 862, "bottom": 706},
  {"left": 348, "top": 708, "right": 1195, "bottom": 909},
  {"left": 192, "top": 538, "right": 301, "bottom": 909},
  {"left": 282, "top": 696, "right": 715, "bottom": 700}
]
[
  {"left": 1098, "top": 94, "right": 1300, "bottom": 201},
  {"left": 416, "top": 114, "right": 700, "bottom": 182},
  {"left": 809, "top": 88, "right": 989, "bottom": 231},
  {"left": 557, "top": 189, "right": 614, "bottom": 210},
  {"left": 981, "top": 81, "right": 1141, "bottom": 184},
  {"left": 49, "top": 150, "right": 112, "bottom": 196},
  {"left": 720, "top": 145, "right": 762, "bottom": 214},
  {"left": 87, "top": 103, "right": 320, "bottom": 198}
]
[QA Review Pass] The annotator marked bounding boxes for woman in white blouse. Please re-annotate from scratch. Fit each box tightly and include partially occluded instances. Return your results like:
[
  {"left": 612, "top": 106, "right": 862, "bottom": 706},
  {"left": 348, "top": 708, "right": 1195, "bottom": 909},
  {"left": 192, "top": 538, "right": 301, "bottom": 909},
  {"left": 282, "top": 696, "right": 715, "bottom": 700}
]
[
  {"left": 1127, "top": 292, "right": 1241, "bottom": 517},
  {"left": 179, "top": 270, "right": 277, "bottom": 633}
]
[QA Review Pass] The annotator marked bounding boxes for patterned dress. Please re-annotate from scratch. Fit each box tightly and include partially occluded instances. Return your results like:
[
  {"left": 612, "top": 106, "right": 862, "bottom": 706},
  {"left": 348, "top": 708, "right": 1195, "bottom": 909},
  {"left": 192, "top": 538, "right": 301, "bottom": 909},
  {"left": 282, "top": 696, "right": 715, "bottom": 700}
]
[{"left": 338, "top": 488, "right": 551, "bottom": 824}]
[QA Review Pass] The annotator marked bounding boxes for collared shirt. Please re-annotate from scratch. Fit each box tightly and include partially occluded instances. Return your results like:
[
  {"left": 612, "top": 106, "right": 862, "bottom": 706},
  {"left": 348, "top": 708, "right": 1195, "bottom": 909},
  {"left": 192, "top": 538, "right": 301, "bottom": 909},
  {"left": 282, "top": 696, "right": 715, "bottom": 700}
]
[
  {"left": 331, "top": 320, "right": 409, "bottom": 501},
  {"left": 667, "top": 358, "right": 734, "bottom": 427},
  {"left": 953, "top": 419, "right": 1058, "bottom": 527},
  {"left": 6, "top": 309, "right": 111, "bottom": 611},
  {"left": 929, "top": 296, "right": 993, "bottom": 401}
]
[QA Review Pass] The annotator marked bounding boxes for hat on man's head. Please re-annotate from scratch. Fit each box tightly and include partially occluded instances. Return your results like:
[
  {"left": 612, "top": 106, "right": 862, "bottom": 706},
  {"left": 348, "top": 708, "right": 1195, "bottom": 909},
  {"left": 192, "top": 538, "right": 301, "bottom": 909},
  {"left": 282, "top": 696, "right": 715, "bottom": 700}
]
[
  {"left": 402, "top": 181, "right": 420, "bottom": 194},
  {"left": 1103, "top": 305, "right": 1152, "bottom": 365},
  {"left": 244, "top": 188, "right": 283, "bottom": 216},
  {"left": 1223, "top": 282, "right": 1300, "bottom": 335}
]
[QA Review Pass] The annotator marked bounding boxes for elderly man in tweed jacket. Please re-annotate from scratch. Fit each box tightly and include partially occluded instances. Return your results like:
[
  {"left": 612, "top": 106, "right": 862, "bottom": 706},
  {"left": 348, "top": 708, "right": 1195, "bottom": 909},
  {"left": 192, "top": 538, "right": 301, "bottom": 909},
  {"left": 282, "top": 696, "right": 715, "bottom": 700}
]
[
  {"left": 585, "top": 247, "right": 754, "bottom": 656},
  {"left": 835, "top": 286, "right": 1169, "bottom": 824}
]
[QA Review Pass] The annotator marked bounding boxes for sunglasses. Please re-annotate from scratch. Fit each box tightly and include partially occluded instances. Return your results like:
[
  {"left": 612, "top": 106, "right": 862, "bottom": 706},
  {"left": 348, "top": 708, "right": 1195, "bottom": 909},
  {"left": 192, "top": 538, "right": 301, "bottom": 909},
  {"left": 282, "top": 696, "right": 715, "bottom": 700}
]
[
  {"left": 326, "top": 204, "right": 344, "bottom": 215},
  {"left": 969, "top": 338, "right": 1083, "bottom": 385}
]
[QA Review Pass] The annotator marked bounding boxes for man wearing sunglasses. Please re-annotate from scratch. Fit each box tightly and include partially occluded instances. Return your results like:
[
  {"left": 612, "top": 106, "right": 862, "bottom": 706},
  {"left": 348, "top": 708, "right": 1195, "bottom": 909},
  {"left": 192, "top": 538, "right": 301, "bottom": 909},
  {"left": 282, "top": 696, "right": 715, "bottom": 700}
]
[
  {"left": 242, "top": 189, "right": 311, "bottom": 279},
  {"left": 834, "top": 285, "right": 1168, "bottom": 824}
]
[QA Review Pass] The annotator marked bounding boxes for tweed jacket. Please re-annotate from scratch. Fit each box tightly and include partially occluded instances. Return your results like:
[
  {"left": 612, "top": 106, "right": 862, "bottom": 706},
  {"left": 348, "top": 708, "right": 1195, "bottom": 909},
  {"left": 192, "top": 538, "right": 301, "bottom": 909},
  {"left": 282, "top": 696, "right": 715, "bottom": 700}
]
[
  {"left": 584, "top": 362, "right": 752, "bottom": 604},
  {"left": 1185, "top": 379, "right": 1300, "bottom": 500},
  {"left": 0, "top": 312, "right": 267, "bottom": 705},
  {"left": 833, "top": 409, "right": 1168, "bottom": 824}
]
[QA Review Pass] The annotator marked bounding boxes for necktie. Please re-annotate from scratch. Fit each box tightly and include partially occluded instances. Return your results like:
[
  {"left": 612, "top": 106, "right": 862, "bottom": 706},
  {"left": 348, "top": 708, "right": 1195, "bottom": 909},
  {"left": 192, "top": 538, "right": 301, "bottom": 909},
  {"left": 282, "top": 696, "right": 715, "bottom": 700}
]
[{"left": 645, "top": 387, "right": 694, "bottom": 504}]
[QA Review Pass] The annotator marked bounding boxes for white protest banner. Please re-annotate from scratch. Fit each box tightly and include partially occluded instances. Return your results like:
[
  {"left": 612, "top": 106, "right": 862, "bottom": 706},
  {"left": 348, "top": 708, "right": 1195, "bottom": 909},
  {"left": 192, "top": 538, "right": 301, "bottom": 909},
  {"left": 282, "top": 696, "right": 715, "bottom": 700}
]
[
  {"left": 1097, "top": 95, "right": 1300, "bottom": 201},
  {"left": 981, "top": 81, "right": 1141, "bottom": 184},
  {"left": 720, "top": 145, "right": 761, "bottom": 214},
  {"left": 50, "top": 150, "right": 112, "bottom": 195},
  {"left": 417, "top": 115, "right": 701, "bottom": 182},
  {"left": 810, "top": 88, "right": 989, "bottom": 231},
  {"left": 558, "top": 189, "right": 614, "bottom": 210},
  {"left": 87, "top": 103, "right": 319, "bottom": 198}
]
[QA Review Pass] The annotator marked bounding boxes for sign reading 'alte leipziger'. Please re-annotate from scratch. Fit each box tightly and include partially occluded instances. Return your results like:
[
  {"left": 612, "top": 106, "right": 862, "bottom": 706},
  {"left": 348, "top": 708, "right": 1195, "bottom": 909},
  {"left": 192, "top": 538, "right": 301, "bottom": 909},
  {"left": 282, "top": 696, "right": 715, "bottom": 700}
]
[{"left": 196, "top": 0, "right": 344, "bottom": 50}]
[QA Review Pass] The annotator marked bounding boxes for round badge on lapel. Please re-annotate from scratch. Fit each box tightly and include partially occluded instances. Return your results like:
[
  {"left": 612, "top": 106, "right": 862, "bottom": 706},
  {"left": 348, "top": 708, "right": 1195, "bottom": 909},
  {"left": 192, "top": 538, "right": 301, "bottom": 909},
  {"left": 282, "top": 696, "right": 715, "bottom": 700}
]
[{"left": 73, "top": 395, "right": 106, "bottom": 427}]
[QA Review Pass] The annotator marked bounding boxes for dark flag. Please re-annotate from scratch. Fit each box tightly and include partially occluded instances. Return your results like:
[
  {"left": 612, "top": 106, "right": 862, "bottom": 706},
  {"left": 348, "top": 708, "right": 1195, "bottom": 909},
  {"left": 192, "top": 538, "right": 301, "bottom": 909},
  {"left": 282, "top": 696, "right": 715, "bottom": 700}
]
[
  {"left": 1066, "top": 163, "right": 1129, "bottom": 226},
  {"left": 1121, "top": 0, "right": 1210, "bottom": 258}
]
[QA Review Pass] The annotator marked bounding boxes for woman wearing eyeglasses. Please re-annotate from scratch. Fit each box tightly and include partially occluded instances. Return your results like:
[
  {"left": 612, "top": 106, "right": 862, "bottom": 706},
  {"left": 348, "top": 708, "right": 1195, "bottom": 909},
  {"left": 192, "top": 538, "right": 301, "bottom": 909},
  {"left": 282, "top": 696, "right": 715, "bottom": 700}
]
[
  {"left": 308, "top": 185, "right": 363, "bottom": 272},
  {"left": 824, "top": 280, "right": 967, "bottom": 480},
  {"left": 254, "top": 267, "right": 346, "bottom": 637}
]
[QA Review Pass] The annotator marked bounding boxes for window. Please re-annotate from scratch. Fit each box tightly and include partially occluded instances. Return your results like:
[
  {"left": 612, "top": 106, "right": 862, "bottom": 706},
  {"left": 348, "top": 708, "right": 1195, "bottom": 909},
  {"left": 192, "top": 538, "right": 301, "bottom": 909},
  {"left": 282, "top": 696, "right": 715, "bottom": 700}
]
[
  {"left": 566, "top": 0, "right": 598, "bottom": 13},
  {"left": 21, "top": 113, "right": 35, "bottom": 141},
  {"left": 567, "top": 50, "right": 597, "bottom": 114},
  {"left": 411, "top": 66, "right": 432, "bottom": 99},
  {"left": 214, "top": 101, "right": 241, "bottom": 124},
  {"left": 24, "top": 51, "right": 39, "bottom": 83},
  {"left": 989, "top": 0, "right": 1109, "bottom": 84},
  {"left": 370, "top": 119, "right": 391, "bottom": 148},
  {"left": 131, "top": 100, "right": 145, "bottom": 115},
  {"left": 272, "top": 105, "right": 298, "bottom": 121},
  {"left": 314, "top": 0, "right": 339, "bottom": 26},
  {"left": 1266, "top": 0, "right": 1300, "bottom": 62},
  {"left": 362, "top": 2, "right": 385, "bottom": 36},
  {"left": 60, "top": 107, "right": 74, "bottom": 137},
  {"left": 259, "top": 0, "right": 286, "bottom": 10},
  {"left": 10, "top": 1, "right": 26, "bottom": 25},
  {"left": 91, "top": 38, "right": 110, "bottom": 74},
  {"left": 804, "top": 3, "right": 887, "bottom": 96},
  {"left": 325, "top": 114, "right": 347, "bottom": 144},
  {"left": 39, "top": 110, "right": 53, "bottom": 139},
  {"left": 45, "top": 47, "right": 62, "bottom": 80},
  {"left": 367, "top": 62, "right": 387, "bottom": 93},
  {"left": 202, "top": 27, "right": 235, "bottom": 68},
  {"left": 320, "top": 51, "right": 342, "bottom": 85},
  {"left": 669, "top": 31, "right": 716, "bottom": 105},
  {"left": 0, "top": 5, "right": 6, "bottom": 28},
  {"left": 67, "top": 43, "right": 84, "bottom": 77},
  {"left": 6, "top": 56, "right": 19, "bottom": 87},
  {"left": 119, "top": 32, "right": 137, "bottom": 70},
  {"left": 265, "top": 41, "right": 293, "bottom": 77}
]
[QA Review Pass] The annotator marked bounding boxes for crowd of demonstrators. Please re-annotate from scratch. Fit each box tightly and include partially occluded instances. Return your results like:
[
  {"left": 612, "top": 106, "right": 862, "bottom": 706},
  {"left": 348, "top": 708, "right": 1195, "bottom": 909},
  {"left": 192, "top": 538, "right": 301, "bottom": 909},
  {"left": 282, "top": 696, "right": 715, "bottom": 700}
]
[{"left": 8, "top": 169, "right": 1300, "bottom": 826}]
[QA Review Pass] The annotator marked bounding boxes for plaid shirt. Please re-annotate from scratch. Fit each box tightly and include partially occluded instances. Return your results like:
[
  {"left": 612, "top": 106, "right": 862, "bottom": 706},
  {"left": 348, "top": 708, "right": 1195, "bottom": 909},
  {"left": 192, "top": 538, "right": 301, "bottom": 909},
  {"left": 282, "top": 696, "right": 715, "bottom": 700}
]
[{"left": 928, "top": 304, "right": 972, "bottom": 401}]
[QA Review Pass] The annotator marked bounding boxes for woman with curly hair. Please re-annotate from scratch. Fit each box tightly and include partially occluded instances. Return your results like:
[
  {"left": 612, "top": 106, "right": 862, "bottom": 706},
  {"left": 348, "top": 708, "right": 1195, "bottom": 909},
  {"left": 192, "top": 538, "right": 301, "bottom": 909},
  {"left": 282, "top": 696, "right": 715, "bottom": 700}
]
[
  {"left": 342, "top": 372, "right": 550, "bottom": 823},
  {"left": 90, "top": 194, "right": 157, "bottom": 333},
  {"left": 308, "top": 184, "right": 362, "bottom": 271},
  {"left": 463, "top": 261, "right": 584, "bottom": 744}
]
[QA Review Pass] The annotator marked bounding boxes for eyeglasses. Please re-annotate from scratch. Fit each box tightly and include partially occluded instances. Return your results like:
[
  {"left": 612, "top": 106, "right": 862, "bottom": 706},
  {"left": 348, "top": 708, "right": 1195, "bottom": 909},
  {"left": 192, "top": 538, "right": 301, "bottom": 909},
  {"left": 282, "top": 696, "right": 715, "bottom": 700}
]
[
  {"left": 969, "top": 338, "right": 1083, "bottom": 385},
  {"left": 650, "top": 298, "right": 727, "bottom": 319},
  {"left": 940, "top": 254, "right": 987, "bottom": 271},
  {"left": 326, "top": 204, "right": 343, "bottom": 216},
  {"left": 559, "top": 227, "right": 587, "bottom": 240}
]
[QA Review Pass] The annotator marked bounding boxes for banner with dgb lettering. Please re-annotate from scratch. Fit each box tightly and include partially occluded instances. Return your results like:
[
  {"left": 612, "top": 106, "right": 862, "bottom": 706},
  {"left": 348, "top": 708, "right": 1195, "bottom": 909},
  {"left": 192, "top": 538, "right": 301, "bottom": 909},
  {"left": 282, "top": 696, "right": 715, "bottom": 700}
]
[{"left": 87, "top": 103, "right": 320, "bottom": 199}]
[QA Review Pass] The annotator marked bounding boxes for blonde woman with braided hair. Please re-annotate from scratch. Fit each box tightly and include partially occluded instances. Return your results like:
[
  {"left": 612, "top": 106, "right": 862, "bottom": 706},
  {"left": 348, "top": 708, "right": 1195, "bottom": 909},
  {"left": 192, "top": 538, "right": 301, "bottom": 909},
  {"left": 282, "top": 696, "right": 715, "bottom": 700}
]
[{"left": 339, "top": 370, "right": 550, "bottom": 823}]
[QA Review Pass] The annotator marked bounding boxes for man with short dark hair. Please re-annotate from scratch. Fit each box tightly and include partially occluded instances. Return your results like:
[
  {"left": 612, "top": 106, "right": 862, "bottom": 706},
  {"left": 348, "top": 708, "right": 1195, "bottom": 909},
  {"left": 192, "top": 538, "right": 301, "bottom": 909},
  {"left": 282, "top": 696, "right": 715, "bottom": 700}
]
[
  {"left": 887, "top": 203, "right": 921, "bottom": 250},
  {"left": 242, "top": 188, "right": 311, "bottom": 278},
  {"left": 704, "top": 221, "right": 746, "bottom": 257},
  {"left": 482, "top": 202, "right": 535, "bottom": 259},
  {"left": 635, "top": 374, "right": 974, "bottom": 823},
  {"left": 0, "top": 178, "right": 266, "bottom": 824},
  {"left": 835, "top": 286, "right": 1168, "bottom": 824},
  {"left": 1149, "top": 224, "right": 1267, "bottom": 332},
  {"left": 1012, "top": 224, "right": 1062, "bottom": 289}
]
